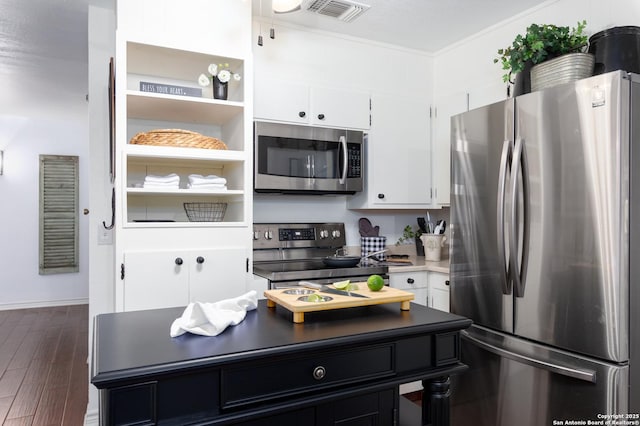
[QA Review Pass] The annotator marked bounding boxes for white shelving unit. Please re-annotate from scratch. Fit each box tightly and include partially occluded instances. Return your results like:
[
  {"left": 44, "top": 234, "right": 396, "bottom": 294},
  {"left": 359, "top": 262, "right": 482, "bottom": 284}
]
[{"left": 113, "top": 0, "right": 253, "bottom": 312}]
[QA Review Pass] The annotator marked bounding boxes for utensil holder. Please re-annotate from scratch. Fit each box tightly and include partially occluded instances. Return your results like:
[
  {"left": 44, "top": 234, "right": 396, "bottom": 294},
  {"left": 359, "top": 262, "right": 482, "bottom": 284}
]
[
  {"left": 420, "top": 234, "right": 446, "bottom": 261},
  {"left": 361, "top": 236, "right": 387, "bottom": 260}
]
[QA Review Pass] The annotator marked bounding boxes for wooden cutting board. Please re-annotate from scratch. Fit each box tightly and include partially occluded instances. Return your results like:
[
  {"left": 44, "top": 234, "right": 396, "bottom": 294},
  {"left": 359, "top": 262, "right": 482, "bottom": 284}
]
[{"left": 264, "top": 284, "right": 415, "bottom": 323}]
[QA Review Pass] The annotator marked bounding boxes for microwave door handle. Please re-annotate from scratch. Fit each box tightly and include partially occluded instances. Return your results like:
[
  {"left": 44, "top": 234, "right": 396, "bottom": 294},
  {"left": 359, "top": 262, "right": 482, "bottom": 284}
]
[{"left": 339, "top": 135, "right": 347, "bottom": 185}]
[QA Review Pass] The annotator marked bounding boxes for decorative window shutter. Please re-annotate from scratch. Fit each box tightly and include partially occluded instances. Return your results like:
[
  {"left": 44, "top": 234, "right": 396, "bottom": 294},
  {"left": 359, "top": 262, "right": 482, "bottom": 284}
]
[{"left": 39, "top": 155, "right": 79, "bottom": 275}]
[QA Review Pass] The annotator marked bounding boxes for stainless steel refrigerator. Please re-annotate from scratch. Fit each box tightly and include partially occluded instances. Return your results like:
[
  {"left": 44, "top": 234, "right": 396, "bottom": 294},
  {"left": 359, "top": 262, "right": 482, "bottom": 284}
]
[{"left": 450, "top": 70, "right": 640, "bottom": 425}]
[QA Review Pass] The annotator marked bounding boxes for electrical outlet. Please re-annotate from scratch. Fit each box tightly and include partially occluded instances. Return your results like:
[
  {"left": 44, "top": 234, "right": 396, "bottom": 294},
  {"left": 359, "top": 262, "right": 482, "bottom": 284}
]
[{"left": 98, "top": 225, "right": 113, "bottom": 245}]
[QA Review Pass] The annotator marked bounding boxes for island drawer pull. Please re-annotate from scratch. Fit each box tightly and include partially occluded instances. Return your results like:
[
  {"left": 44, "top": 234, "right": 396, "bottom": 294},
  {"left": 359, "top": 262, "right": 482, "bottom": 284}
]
[{"left": 313, "top": 366, "right": 326, "bottom": 380}]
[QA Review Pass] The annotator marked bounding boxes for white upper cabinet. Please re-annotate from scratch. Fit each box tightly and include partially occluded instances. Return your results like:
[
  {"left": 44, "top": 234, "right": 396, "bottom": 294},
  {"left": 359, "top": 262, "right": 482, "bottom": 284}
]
[
  {"left": 348, "top": 92, "right": 431, "bottom": 209},
  {"left": 310, "top": 86, "right": 370, "bottom": 129},
  {"left": 433, "top": 91, "right": 468, "bottom": 205},
  {"left": 254, "top": 79, "right": 370, "bottom": 129}
]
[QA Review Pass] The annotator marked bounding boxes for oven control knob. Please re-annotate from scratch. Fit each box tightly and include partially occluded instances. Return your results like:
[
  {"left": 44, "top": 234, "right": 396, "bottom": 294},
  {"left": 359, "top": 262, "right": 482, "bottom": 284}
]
[
  {"left": 253, "top": 231, "right": 260, "bottom": 240},
  {"left": 332, "top": 230, "right": 341, "bottom": 238},
  {"left": 264, "top": 230, "right": 274, "bottom": 240},
  {"left": 319, "top": 230, "right": 329, "bottom": 239}
]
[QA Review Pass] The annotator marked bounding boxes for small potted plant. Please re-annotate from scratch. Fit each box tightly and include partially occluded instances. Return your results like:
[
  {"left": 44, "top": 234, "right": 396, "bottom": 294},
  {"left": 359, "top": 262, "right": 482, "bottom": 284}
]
[
  {"left": 198, "top": 63, "right": 242, "bottom": 100},
  {"left": 495, "top": 20, "right": 591, "bottom": 94},
  {"left": 396, "top": 225, "right": 424, "bottom": 256}
]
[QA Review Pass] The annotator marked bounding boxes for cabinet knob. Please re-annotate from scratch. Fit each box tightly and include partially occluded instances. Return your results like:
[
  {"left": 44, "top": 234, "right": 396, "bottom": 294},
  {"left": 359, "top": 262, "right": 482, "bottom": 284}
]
[
  {"left": 377, "top": 193, "right": 385, "bottom": 199},
  {"left": 313, "top": 366, "right": 326, "bottom": 380},
  {"left": 175, "top": 257, "right": 183, "bottom": 266},
  {"left": 445, "top": 280, "right": 450, "bottom": 286},
  {"left": 407, "top": 278, "right": 415, "bottom": 284},
  {"left": 196, "top": 256, "right": 205, "bottom": 264},
  {"left": 317, "top": 113, "right": 325, "bottom": 120},
  {"left": 299, "top": 111, "right": 306, "bottom": 118}
]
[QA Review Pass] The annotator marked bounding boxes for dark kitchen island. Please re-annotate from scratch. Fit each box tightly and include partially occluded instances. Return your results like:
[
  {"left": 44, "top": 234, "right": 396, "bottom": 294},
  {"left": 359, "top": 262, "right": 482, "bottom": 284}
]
[{"left": 91, "top": 300, "right": 472, "bottom": 426}]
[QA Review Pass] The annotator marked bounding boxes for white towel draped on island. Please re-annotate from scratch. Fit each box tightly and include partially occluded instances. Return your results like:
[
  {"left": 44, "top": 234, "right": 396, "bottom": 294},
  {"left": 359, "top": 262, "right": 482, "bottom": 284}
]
[{"left": 170, "top": 291, "right": 258, "bottom": 337}]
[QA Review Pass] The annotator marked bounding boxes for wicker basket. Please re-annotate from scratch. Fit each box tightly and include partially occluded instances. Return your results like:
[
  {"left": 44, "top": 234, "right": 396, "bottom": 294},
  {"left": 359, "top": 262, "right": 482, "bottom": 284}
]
[
  {"left": 183, "top": 202, "right": 227, "bottom": 222},
  {"left": 130, "top": 129, "right": 228, "bottom": 150}
]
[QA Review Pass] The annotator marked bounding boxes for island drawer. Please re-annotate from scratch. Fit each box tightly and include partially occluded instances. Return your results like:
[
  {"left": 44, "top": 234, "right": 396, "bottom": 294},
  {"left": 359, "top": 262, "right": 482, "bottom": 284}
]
[{"left": 220, "top": 343, "right": 394, "bottom": 409}]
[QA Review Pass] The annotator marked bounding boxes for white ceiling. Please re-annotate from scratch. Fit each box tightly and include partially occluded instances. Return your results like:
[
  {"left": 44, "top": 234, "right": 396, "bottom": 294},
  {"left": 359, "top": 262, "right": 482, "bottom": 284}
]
[
  {"left": 0, "top": 0, "right": 546, "bottom": 107},
  {"left": 253, "top": 0, "right": 546, "bottom": 52}
]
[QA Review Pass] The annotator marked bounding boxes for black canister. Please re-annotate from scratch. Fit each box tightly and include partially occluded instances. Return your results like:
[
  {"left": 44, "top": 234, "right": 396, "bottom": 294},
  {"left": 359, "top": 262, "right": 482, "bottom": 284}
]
[{"left": 588, "top": 26, "right": 640, "bottom": 75}]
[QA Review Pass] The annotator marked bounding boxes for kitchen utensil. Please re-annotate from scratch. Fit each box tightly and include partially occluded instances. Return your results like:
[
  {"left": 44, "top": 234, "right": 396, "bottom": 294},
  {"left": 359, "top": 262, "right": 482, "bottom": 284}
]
[
  {"left": 417, "top": 217, "right": 427, "bottom": 233},
  {"left": 426, "top": 212, "right": 433, "bottom": 233},
  {"left": 322, "top": 249, "right": 388, "bottom": 267},
  {"left": 439, "top": 220, "right": 447, "bottom": 234},
  {"left": 434, "top": 220, "right": 443, "bottom": 234},
  {"left": 298, "top": 281, "right": 369, "bottom": 298}
]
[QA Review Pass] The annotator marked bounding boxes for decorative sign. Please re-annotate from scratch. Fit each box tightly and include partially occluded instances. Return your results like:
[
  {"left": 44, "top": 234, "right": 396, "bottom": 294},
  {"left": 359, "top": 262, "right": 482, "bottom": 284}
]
[{"left": 140, "top": 81, "right": 202, "bottom": 97}]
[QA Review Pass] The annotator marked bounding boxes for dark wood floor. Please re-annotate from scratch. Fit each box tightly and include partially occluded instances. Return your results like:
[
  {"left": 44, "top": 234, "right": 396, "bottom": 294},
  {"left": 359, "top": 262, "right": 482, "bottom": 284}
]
[{"left": 0, "top": 304, "right": 88, "bottom": 426}]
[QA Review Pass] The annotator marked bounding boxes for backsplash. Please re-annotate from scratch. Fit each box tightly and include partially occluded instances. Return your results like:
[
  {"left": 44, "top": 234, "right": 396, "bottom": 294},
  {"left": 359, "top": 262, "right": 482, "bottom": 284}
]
[{"left": 253, "top": 194, "right": 449, "bottom": 247}]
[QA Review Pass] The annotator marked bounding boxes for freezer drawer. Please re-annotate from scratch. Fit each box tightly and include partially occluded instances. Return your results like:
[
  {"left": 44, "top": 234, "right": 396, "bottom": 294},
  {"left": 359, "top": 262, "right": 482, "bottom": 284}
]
[{"left": 451, "top": 325, "right": 628, "bottom": 426}]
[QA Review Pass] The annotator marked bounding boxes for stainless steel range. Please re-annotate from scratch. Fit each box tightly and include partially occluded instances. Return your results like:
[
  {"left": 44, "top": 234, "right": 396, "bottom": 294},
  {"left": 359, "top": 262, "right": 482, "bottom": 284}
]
[{"left": 253, "top": 222, "right": 388, "bottom": 289}]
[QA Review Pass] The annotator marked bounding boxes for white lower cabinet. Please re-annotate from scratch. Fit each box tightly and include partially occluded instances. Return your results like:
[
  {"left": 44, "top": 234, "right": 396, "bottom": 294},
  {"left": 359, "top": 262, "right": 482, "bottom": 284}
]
[
  {"left": 123, "top": 247, "right": 247, "bottom": 311},
  {"left": 428, "top": 272, "right": 450, "bottom": 312},
  {"left": 389, "top": 271, "right": 428, "bottom": 306}
]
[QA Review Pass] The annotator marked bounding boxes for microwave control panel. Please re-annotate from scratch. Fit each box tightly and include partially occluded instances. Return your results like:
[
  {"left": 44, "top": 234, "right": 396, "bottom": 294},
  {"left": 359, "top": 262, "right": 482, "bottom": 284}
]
[{"left": 347, "top": 143, "right": 362, "bottom": 178}]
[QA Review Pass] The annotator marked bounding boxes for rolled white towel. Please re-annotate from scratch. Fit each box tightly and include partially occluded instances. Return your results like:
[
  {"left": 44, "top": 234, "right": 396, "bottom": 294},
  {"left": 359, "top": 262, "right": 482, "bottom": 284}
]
[
  {"left": 170, "top": 291, "right": 258, "bottom": 337},
  {"left": 145, "top": 173, "right": 180, "bottom": 184},
  {"left": 188, "top": 174, "right": 227, "bottom": 185}
]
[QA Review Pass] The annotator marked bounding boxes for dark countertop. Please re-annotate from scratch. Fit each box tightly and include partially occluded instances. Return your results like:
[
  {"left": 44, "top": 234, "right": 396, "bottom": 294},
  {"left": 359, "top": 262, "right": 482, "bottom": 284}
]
[{"left": 91, "top": 300, "right": 471, "bottom": 388}]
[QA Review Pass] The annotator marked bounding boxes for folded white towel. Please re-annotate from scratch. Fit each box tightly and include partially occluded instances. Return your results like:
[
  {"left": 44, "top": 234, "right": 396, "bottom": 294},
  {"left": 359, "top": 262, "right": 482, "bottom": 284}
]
[
  {"left": 170, "top": 290, "right": 258, "bottom": 337},
  {"left": 143, "top": 182, "right": 180, "bottom": 188},
  {"left": 187, "top": 183, "right": 227, "bottom": 190},
  {"left": 145, "top": 173, "right": 180, "bottom": 184},
  {"left": 188, "top": 174, "right": 227, "bottom": 185}
]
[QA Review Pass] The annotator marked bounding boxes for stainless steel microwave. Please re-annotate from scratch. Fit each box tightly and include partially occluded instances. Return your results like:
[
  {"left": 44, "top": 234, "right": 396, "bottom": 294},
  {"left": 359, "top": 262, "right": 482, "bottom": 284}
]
[{"left": 254, "top": 121, "right": 364, "bottom": 194}]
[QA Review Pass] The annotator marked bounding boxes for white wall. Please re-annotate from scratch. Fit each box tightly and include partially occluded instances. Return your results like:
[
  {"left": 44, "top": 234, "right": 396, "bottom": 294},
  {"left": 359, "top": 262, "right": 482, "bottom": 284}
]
[
  {"left": 252, "top": 21, "right": 441, "bottom": 245},
  {"left": 0, "top": 27, "right": 89, "bottom": 310},
  {"left": 433, "top": 0, "right": 640, "bottom": 104}
]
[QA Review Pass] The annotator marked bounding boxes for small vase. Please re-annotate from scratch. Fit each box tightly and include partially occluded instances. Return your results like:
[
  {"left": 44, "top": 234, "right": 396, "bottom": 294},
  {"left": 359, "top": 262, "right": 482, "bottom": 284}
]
[{"left": 212, "top": 76, "right": 228, "bottom": 100}]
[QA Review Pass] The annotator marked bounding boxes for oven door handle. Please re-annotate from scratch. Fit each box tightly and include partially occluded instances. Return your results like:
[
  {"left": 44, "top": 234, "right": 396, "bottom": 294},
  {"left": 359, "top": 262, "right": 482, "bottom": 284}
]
[{"left": 338, "top": 135, "right": 347, "bottom": 185}]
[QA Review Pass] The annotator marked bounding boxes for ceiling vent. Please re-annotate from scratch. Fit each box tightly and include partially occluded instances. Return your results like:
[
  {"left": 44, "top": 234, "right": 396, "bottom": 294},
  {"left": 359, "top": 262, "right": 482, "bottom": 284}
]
[{"left": 304, "top": 0, "right": 370, "bottom": 22}]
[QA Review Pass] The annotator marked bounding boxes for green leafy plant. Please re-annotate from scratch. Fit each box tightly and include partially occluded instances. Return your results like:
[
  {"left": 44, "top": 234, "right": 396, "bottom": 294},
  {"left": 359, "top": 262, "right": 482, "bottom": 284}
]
[
  {"left": 396, "top": 225, "right": 422, "bottom": 245},
  {"left": 495, "top": 20, "right": 588, "bottom": 83}
]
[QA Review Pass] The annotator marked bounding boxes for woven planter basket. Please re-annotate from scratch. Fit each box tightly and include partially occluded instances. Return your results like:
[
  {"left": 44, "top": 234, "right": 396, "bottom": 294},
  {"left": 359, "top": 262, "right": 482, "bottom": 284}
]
[{"left": 130, "top": 129, "right": 227, "bottom": 150}]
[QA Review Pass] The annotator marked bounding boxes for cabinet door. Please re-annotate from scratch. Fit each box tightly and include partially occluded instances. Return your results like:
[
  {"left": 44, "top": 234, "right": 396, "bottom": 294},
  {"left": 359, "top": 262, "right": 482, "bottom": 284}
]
[
  {"left": 124, "top": 251, "right": 189, "bottom": 311},
  {"left": 434, "top": 92, "right": 468, "bottom": 205},
  {"left": 368, "top": 93, "right": 431, "bottom": 206},
  {"left": 389, "top": 271, "right": 428, "bottom": 306},
  {"left": 189, "top": 247, "right": 248, "bottom": 303},
  {"left": 428, "top": 272, "right": 450, "bottom": 312},
  {"left": 316, "top": 388, "right": 396, "bottom": 425},
  {"left": 254, "top": 79, "right": 310, "bottom": 124},
  {"left": 311, "top": 87, "right": 370, "bottom": 130}
]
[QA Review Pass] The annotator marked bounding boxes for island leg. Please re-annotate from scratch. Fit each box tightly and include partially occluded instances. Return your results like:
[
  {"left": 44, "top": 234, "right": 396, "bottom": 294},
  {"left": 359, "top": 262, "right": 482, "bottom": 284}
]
[{"left": 422, "top": 376, "right": 450, "bottom": 426}]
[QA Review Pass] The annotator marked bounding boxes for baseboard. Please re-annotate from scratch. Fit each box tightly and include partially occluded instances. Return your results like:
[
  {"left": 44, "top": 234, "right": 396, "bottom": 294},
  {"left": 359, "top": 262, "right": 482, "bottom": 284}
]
[
  {"left": 0, "top": 298, "right": 89, "bottom": 311},
  {"left": 84, "top": 408, "right": 99, "bottom": 426}
]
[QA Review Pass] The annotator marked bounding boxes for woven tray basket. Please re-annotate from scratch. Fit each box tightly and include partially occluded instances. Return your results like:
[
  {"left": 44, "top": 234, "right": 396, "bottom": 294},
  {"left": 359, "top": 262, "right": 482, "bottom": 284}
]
[{"left": 130, "top": 129, "right": 228, "bottom": 150}]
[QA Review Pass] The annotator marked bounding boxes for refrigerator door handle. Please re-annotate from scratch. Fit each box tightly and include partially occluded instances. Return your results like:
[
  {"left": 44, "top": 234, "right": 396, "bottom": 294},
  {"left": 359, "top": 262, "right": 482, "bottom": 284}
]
[
  {"left": 510, "top": 137, "right": 530, "bottom": 298},
  {"left": 461, "top": 330, "right": 597, "bottom": 383},
  {"left": 497, "top": 139, "right": 512, "bottom": 295}
]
